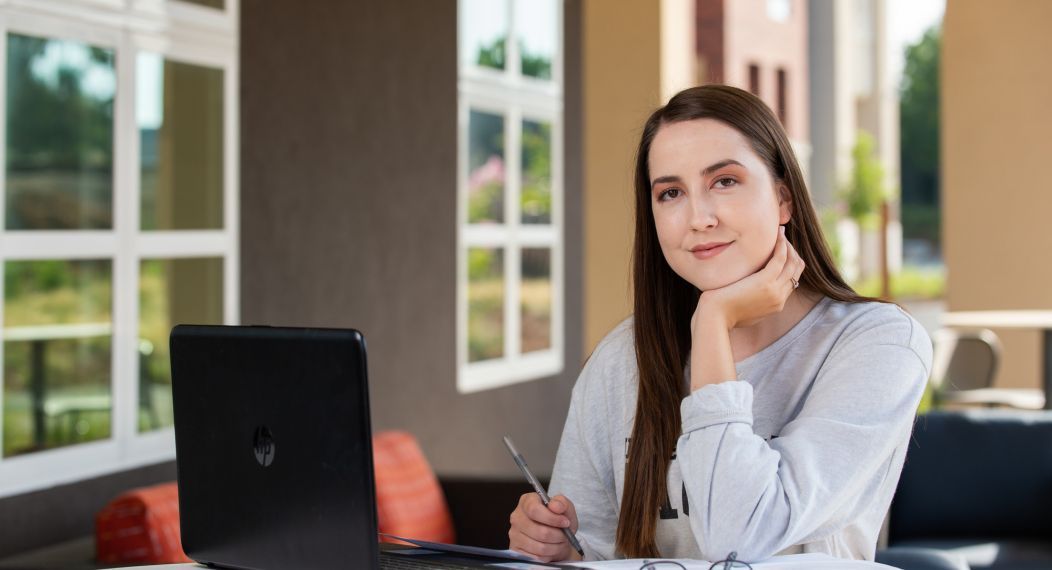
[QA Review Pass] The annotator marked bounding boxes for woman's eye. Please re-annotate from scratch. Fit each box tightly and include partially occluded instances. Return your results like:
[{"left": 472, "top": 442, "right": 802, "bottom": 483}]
[
  {"left": 714, "top": 177, "right": 737, "bottom": 189},
  {"left": 657, "top": 188, "right": 681, "bottom": 201}
]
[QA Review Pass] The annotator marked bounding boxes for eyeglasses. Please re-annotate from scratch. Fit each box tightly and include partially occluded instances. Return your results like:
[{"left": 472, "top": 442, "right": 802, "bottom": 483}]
[{"left": 638, "top": 552, "right": 752, "bottom": 570}]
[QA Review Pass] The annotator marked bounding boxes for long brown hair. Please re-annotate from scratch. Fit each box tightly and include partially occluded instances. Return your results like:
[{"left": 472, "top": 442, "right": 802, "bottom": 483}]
[{"left": 618, "top": 84, "right": 881, "bottom": 558}]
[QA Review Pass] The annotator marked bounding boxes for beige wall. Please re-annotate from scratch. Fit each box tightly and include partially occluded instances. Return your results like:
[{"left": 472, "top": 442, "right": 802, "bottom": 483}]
[
  {"left": 583, "top": 0, "right": 703, "bottom": 354},
  {"left": 582, "top": 0, "right": 660, "bottom": 353},
  {"left": 942, "top": 0, "right": 1052, "bottom": 389}
]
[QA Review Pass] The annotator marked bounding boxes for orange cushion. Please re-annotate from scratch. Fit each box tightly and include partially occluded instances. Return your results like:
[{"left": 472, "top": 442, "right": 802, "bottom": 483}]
[
  {"left": 373, "top": 431, "right": 455, "bottom": 544},
  {"left": 95, "top": 482, "right": 192, "bottom": 564}
]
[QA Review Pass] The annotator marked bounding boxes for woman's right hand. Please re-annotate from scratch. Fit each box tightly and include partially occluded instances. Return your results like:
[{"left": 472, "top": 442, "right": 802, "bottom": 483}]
[{"left": 508, "top": 492, "right": 582, "bottom": 562}]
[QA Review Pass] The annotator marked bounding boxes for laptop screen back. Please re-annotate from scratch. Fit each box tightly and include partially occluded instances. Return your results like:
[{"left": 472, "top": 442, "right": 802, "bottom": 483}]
[{"left": 171, "top": 325, "right": 378, "bottom": 570}]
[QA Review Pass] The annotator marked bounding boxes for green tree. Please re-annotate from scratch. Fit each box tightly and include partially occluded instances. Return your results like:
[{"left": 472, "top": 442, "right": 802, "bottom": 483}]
[
  {"left": 843, "top": 130, "right": 886, "bottom": 230},
  {"left": 899, "top": 25, "right": 941, "bottom": 248},
  {"left": 475, "top": 36, "right": 505, "bottom": 70}
]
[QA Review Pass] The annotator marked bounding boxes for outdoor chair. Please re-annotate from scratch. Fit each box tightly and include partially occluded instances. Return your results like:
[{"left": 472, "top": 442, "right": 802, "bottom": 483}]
[{"left": 930, "top": 328, "right": 1044, "bottom": 410}]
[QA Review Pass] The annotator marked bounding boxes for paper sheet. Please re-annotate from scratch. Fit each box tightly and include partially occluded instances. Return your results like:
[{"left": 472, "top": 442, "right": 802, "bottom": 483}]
[
  {"left": 380, "top": 533, "right": 540, "bottom": 563},
  {"left": 561, "top": 553, "right": 900, "bottom": 569}
]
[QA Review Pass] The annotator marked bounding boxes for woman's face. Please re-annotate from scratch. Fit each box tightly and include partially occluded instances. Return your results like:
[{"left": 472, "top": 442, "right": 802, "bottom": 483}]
[{"left": 648, "top": 118, "right": 791, "bottom": 291}]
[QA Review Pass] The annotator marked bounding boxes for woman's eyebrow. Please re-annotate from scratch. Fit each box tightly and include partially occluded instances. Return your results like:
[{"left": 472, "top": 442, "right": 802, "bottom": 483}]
[
  {"left": 701, "top": 158, "right": 744, "bottom": 176},
  {"left": 651, "top": 174, "right": 682, "bottom": 186},
  {"left": 650, "top": 159, "right": 744, "bottom": 187}
]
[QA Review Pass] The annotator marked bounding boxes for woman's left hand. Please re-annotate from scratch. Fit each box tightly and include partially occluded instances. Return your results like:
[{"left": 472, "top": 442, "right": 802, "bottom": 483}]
[{"left": 692, "top": 225, "right": 805, "bottom": 333}]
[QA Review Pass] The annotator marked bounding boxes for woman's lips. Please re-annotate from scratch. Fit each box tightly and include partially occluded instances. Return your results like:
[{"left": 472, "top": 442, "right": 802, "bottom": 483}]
[{"left": 691, "top": 242, "right": 732, "bottom": 260}]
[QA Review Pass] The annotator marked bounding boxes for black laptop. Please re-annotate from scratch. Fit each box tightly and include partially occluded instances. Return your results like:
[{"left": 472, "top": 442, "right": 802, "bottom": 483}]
[{"left": 170, "top": 325, "right": 564, "bottom": 570}]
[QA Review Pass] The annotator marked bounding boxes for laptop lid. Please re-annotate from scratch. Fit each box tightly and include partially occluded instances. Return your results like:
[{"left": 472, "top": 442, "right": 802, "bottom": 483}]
[{"left": 170, "top": 325, "right": 379, "bottom": 570}]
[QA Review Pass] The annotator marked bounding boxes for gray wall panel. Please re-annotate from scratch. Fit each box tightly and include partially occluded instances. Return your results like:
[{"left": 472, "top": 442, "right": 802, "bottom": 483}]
[
  {"left": 0, "top": 461, "right": 176, "bottom": 559},
  {"left": 241, "top": 0, "right": 583, "bottom": 479}
]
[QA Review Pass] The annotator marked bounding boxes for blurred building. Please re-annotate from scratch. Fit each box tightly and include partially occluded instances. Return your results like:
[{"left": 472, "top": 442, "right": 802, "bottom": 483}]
[
  {"left": 809, "top": 0, "right": 902, "bottom": 282},
  {"left": 695, "top": 0, "right": 811, "bottom": 183}
]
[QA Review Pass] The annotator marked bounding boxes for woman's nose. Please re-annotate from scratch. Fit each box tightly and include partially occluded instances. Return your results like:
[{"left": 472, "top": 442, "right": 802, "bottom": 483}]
[{"left": 688, "top": 194, "right": 718, "bottom": 231}]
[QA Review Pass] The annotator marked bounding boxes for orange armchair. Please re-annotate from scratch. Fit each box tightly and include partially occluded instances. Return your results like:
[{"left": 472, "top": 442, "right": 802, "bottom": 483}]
[
  {"left": 95, "top": 482, "right": 192, "bottom": 565},
  {"left": 372, "top": 430, "right": 456, "bottom": 544},
  {"left": 95, "top": 430, "right": 454, "bottom": 564}
]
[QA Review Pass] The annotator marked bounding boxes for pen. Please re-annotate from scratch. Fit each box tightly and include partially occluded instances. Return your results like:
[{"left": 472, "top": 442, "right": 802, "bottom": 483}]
[{"left": 503, "top": 435, "right": 585, "bottom": 558}]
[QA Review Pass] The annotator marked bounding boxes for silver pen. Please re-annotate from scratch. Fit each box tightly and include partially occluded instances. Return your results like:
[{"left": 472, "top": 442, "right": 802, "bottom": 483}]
[{"left": 503, "top": 435, "right": 585, "bottom": 558}]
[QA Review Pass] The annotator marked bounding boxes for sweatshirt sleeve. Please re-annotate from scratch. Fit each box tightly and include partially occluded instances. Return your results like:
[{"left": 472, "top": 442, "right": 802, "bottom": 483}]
[
  {"left": 675, "top": 310, "right": 932, "bottom": 562},
  {"left": 548, "top": 339, "right": 623, "bottom": 561}
]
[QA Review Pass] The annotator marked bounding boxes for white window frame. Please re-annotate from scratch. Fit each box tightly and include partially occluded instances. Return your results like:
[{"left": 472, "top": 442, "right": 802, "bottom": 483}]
[
  {"left": 456, "top": 0, "right": 564, "bottom": 393},
  {"left": 0, "top": 0, "right": 238, "bottom": 499}
]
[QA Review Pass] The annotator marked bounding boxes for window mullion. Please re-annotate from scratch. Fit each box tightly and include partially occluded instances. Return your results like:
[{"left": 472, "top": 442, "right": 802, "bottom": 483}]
[
  {"left": 0, "top": 20, "right": 9, "bottom": 465},
  {"left": 111, "top": 30, "right": 139, "bottom": 450},
  {"left": 506, "top": 106, "right": 522, "bottom": 361},
  {"left": 507, "top": 0, "right": 520, "bottom": 79},
  {"left": 224, "top": 50, "right": 240, "bottom": 326},
  {"left": 551, "top": 112, "right": 565, "bottom": 370}
]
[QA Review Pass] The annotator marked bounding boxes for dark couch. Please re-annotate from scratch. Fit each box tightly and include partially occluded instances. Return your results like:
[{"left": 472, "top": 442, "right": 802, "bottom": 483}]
[{"left": 882, "top": 410, "right": 1052, "bottom": 570}]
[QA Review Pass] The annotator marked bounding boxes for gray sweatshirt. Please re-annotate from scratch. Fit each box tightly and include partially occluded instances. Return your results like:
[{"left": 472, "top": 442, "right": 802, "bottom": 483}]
[{"left": 548, "top": 296, "right": 933, "bottom": 563}]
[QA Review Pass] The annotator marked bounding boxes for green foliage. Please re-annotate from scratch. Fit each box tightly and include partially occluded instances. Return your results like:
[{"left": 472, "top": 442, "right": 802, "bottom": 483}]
[
  {"left": 853, "top": 266, "right": 945, "bottom": 300},
  {"left": 900, "top": 26, "right": 941, "bottom": 206},
  {"left": 916, "top": 382, "right": 935, "bottom": 414},
  {"left": 521, "top": 121, "right": 551, "bottom": 222},
  {"left": 900, "top": 25, "right": 942, "bottom": 248},
  {"left": 3, "top": 260, "right": 112, "bottom": 326},
  {"left": 474, "top": 35, "right": 553, "bottom": 79},
  {"left": 841, "top": 130, "right": 887, "bottom": 230},
  {"left": 468, "top": 182, "right": 503, "bottom": 223},
  {"left": 819, "top": 206, "right": 843, "bottom": 268},
  {"left": 475, "top": 36, "right": 506, "bottom": 70},
  {"left": 520, "top": 41, "right": 552, "bottom": 79},
  {"left": 468, "top": 249, "right": 499, "bottom": 281},
  {"left": 5, "top": 34, "right": 114, "bottom": 171}
]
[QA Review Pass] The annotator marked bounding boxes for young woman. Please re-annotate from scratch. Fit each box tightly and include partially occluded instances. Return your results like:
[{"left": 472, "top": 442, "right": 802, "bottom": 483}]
[{"left": 507, "top": 85, "right": 932, "bottom": 563}]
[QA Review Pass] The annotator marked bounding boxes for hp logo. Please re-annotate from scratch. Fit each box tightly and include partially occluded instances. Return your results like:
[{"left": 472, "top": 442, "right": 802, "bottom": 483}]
[{"left": 253, "top": 426, "right": 275, "bottom": 467}]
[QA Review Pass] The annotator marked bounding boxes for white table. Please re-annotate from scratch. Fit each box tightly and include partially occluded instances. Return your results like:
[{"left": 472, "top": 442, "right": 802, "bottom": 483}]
[{"left": 941, "top": 310, "right": 1052, "bottom": 410}]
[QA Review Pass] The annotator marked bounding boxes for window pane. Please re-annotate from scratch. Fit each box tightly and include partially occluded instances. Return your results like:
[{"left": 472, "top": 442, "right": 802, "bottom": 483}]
[
  {"left": 461, "top": 0, "right": 508, "bottom": 71},
  {"left": 180, "top": 0, "right": 225, "bottom": 9},
  {"left": 468, "top": 110, "right": 505, "bottom": 224},
  {"left": 521, "top": 248, "right": 551, "bottom": 353},
  {"left": 516, "top": 0, "right": 556, "bottom": 80},
  {"left": 5, "top": 34, "right": 115, "bottom": 230},
  {"left": 139, "top": 257, "right": 223, "bottom": 432},
  {"left": 139, "top": 53, "right": 224, "bottom": 231},
  {"left": 3, "top": 260, "right": 112, "bottom": 457},
  {"left": 521, "top": 120, "right": 552, "bottom": 224},
  {"left": 468, "top": 248, "right": 504, "bottom": 362}
]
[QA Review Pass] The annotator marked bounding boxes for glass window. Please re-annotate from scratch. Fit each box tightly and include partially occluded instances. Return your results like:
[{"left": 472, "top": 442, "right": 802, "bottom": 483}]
[
  {"left": 3, "top": 260, "right": 112, "bottom": 457},
  {"left": 521, "top": 248, "right": 551, "bottom": 353},
  {"left": 468, "top": 110, "right": 505, "bottom": 225},
  {"left": 461, "top": 0, "right": 508, "bottom": 71},
  {"left": 458, "top": 0, "right": 563, "bottom": 392},
  {"left": 767, "top": 0, "right": 791, "bottom": 22},
  {"left": 468, "top": 248, "right": 504, "bottom": 362},
  {"left": 180, "top": 0, "right": 225, "bottom": 10},
  {"left": 516, "top": 0, "right": 556, "bottom": 80},
  {"left": 0, "top": 0, "right": 237, "bottom": 499},
  {"left": 138, "top": 53, "right": 224, "bottom": 231},
  {"left": 5, "top": 34, "right": 115, "bottom": 230},
  {"left": 139, "top": 257, "right": 223, "bottom": 432},
  {"left": 776, "top": 68, "right": 788, "bottom": 126},
  {"left": 521, "top": 119, "right": 552, "bottom": 224}
]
